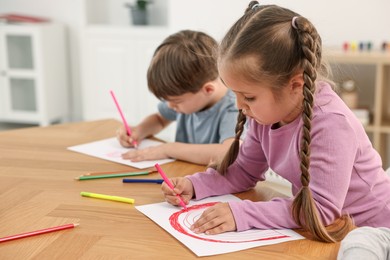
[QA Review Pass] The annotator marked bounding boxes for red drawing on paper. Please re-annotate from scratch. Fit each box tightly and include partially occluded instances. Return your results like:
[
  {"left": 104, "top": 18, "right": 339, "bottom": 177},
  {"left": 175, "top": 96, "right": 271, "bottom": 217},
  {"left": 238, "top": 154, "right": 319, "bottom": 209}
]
[
  {"left": 105, "top": 150, "right": 123, "bottom": 158},
  {"left": 169, "top": 202, "right": 289, "bottom": 243}
]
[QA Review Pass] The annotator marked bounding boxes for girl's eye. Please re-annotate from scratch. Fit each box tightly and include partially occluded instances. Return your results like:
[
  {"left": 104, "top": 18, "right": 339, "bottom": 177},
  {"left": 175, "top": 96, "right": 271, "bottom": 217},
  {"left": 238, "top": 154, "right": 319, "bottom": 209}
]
[{"left": 244, "top": 96, "right": 255, "bottom": 102}]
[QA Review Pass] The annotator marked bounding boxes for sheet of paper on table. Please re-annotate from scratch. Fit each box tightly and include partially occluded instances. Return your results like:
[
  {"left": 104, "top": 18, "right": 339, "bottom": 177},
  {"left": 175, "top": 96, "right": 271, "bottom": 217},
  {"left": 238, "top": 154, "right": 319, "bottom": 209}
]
[
  {"left": 136, "top": 194, "right": 304, "bottom": 257},
  {"left": 68, "top": 137, "right": 175, "bottom": 169}
]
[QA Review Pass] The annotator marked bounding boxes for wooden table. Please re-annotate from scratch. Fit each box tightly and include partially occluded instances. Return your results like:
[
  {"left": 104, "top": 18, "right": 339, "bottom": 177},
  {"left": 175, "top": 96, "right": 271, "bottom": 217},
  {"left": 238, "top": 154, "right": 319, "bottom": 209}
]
[{"left": 0, "top": 119, "right": 340, "bottom": 259}]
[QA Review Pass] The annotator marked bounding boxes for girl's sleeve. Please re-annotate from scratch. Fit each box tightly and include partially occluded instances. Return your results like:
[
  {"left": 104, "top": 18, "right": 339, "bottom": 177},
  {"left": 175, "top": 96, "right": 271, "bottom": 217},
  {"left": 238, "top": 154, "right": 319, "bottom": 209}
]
[
  {"left": 229, "top": 113, "right": 359, "bottom": 231},
  {"left": 188, "top": 119, "right": 269, "bottom": 199}
]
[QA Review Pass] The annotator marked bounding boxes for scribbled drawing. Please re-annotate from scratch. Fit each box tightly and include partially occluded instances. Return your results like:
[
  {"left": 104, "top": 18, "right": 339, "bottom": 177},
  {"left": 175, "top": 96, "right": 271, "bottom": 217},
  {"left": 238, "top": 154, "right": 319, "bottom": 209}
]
[
  {"left": 68, "top": 137, "right": 175, "bottom": 169},
  {"left": 105, "top": 150, "right": 123, "bottom": 158},
  {"left": 169, "top": 202, "right": 289, "bottom": 243}
]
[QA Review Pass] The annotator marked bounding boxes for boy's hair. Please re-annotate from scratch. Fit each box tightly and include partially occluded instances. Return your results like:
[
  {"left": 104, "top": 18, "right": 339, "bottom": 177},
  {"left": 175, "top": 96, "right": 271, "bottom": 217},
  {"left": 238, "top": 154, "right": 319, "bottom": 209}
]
[
  {"left": 216, "top": 1, "right": 353, "bottom": 243},
  {"left": 147, "top": 30, "right": 218, "bottom": 100}
]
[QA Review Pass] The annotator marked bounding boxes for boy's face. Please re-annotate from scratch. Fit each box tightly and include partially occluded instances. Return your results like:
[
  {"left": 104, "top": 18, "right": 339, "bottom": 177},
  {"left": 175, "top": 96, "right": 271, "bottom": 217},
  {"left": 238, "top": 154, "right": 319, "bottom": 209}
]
[{"left": 165, "top": 90, "right": 209, "bottom": 114}]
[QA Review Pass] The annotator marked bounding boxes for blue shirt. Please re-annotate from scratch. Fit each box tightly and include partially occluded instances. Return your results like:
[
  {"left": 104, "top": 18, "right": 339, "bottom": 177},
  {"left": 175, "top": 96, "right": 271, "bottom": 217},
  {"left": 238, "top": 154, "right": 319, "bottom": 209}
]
[{"left": 158, "top": 90, "right": 239, "bottom": 144}]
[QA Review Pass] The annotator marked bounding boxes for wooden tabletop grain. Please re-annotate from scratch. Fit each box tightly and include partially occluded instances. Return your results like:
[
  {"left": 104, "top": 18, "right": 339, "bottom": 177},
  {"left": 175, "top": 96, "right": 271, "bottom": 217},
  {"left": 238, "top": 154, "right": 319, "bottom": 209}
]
[{"left": 0, "top": 119, "right": 340, "bottom": 259}]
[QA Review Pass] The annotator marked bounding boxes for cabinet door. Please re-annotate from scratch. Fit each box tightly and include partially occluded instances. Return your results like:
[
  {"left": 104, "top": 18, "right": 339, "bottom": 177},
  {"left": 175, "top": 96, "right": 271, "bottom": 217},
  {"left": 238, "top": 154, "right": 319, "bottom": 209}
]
[
  {"left": 128, "top": 38, "right": 161, "bottom": 125},
  {"left": 0, "top": 31, "right": 40, "bottom": 122},
  {"left": 83, "top": 37, "right": 133, "bottom": 121},
  {"left": 82, "top": 30, "right": 168, "bottom": 126}
]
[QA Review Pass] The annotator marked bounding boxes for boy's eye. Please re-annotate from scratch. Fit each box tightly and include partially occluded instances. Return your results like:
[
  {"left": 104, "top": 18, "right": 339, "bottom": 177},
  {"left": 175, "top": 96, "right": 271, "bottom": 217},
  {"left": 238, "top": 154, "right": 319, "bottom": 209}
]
[{"left": 244, "top": 96, "right": 255, "bottom": 102}]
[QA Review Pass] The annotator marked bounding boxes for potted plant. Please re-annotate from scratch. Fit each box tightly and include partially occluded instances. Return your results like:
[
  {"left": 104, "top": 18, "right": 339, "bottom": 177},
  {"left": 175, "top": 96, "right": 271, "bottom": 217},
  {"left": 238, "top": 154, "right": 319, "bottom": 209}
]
[{"left": 125, "top": 0, "right": 152, "bottom": 25}]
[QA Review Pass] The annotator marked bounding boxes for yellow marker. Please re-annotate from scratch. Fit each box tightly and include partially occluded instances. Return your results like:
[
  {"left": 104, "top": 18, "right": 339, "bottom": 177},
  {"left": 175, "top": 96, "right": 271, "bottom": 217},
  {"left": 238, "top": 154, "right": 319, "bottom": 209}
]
[{"left": 80, "top": 191, "right": 135, "bottom": 204}]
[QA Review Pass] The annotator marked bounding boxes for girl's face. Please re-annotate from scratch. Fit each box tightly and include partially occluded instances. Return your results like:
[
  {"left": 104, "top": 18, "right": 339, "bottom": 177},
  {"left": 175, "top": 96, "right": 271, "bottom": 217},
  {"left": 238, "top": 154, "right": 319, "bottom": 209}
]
[{"left": 219, "top": 67, "right": 304, "bottom": 126}]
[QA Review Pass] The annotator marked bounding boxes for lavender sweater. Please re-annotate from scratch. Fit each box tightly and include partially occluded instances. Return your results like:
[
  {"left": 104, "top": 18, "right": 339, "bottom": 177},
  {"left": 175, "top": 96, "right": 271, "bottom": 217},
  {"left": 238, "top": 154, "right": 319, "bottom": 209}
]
[{"left": 187, "top": 82, "right": 390, "bottom": 231}]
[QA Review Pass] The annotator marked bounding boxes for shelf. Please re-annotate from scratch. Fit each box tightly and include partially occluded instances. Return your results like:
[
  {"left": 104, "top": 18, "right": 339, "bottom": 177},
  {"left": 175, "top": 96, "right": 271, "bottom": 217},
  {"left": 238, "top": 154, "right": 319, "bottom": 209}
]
[
  {"left": 324, "top": 49, "right": 390, "bottom": 168},
  {"left": 85, "top": 25, "right": 169, "bottom": 35},
  {"left": 363, "top": 125, "right": 376, "bottom": 133},
  {"left": 325, "top": 49, "right": 390, "bottom": 65},
  {"left": 378, "top": 125, "right": 390, "bottom": 134},
  {"left": 83, "top": 0, "right": 169, "bottom": 27}
]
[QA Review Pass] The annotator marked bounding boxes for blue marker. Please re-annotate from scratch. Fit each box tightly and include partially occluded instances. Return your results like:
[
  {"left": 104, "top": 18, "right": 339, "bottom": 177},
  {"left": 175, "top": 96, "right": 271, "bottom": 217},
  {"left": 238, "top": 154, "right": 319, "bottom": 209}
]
[{"left": 122, "top": 179, "right": 164, "bottom": 184}]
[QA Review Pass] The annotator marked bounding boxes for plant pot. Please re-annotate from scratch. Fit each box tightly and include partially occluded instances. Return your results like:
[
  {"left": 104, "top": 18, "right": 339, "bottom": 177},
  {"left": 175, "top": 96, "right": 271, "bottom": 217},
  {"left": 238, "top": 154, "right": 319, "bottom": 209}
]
[{"left": 130, "top": 8, "right": 148, "bottom": 25}]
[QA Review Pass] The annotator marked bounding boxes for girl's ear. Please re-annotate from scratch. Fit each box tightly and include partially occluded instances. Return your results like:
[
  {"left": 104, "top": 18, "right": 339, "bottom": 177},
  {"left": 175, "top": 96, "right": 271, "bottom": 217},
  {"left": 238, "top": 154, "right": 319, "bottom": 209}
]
[{"left": 289, "top": 72, "right": 305, "bottom": 94}]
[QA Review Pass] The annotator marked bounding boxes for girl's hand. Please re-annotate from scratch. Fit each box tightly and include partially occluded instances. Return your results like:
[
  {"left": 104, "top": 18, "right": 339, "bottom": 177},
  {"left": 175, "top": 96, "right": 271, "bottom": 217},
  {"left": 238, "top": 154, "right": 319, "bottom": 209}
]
[
  {"left": 191, "top": 203, "right": 236, "bottom": 235},
  {"left": 116, "top": 126, "right": 141, "bottom": 148},
  {"left": 161, "top": 177, "right": 194, "bottom": 206},
  {"left": 121, "top": 144, "right": 169, "bottom": 161}
]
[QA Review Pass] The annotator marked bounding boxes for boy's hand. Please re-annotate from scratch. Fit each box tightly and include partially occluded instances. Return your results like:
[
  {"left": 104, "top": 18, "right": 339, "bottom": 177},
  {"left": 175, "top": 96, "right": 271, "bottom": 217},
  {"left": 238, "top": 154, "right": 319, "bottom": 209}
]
[
  {"left": 116, "top": 126, "right": 140, "bottom": 148},
  {"left": 121, "top": 144, "right": 169, "bottom": 161},
  {"left": 190, "top": 202, "right": 236, "bottom": 235},
  {"left": 161, "top": 177, "right": 194, "bottom": 206}
]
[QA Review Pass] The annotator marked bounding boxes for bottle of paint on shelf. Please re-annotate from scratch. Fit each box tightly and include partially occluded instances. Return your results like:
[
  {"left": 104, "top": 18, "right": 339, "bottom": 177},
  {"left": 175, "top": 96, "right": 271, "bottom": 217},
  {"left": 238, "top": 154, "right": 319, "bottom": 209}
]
[{"left": 340, "top": 79, "right": 358, "bottom": 109}]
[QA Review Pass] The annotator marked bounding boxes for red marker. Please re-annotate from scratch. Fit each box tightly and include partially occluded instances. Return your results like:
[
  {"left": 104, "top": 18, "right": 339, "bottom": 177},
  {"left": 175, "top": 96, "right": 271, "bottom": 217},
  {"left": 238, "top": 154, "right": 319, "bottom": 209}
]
[{"left": 0, "top": 223, "right": 79, "bottom": 243}]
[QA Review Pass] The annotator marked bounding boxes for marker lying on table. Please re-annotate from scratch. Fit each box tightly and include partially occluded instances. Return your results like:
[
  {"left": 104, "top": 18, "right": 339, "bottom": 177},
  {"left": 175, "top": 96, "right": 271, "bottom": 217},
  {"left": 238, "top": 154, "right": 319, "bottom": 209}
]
[
  {"left": 110, "top": 90, "right": 138, "bottom": 148},
  {"left": 0, "top": 223, "right": 79, "bottom": 243},
  {"left": 123, "top": 179, "right": 163, "bottom": 184},
  {"left": 75, "top": 170, "right": 156, "bottom": 180},
  {"left": 154, "top": 163, "right": 187, "bottom": 209},
  {"left": 80, "top": 191, "right": 135, "bottom": 204}
]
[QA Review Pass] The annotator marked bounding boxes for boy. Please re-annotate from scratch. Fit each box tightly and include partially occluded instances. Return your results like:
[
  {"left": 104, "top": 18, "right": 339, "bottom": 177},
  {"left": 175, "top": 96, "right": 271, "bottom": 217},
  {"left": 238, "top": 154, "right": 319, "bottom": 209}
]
[{"left": 117, "top": 30, "right": 241, "bottom": 165}]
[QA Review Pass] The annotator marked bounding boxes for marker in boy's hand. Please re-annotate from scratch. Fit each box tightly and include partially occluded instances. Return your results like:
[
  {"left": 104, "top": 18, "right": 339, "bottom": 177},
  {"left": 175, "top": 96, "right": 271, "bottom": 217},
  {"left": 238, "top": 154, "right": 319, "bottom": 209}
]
[
  {"left": 110, "top": 90, "right": 138, "bottom": 148},
  {"left": 116, "top": 125, "right": 139, "bottom": 148}
]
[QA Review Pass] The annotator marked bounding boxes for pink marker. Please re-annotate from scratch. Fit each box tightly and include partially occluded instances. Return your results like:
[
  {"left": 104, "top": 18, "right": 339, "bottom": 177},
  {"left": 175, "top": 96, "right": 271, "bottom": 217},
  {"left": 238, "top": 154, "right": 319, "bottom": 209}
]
[
  {"left": 155, "top": 163, "right": 187, "bottom": 209},
  {"left": 110, "top": 90, "right": 138, "bottom": 148}
]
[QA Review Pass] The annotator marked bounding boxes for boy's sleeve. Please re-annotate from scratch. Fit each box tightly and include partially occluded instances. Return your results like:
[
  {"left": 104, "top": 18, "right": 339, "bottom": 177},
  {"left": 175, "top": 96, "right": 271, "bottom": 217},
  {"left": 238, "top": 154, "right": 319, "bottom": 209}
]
[
  {"left": 157, "top": 101, "right": 177, "bottom": 121},
  {"left": 218, "top": 107, "right": 246, "bottom": 143}
]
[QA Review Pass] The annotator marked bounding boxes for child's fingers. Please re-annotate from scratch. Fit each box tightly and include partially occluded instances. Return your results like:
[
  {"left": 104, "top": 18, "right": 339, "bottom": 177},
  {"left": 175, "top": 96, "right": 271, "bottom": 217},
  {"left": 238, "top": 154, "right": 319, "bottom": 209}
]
[
  {"left": 161, "top": 181, "right": 176, "bottom": 195},
  {"left": 172, "top": 178, "right": 194, "bottom": 203},
  {"left": 161, "top": 182, "right": 181, "bottom": 205},
  {"left": 128, "top": 135, "right": 140, "bottom": 147},
  {"left": 191, "top": 203, "right": 235, "bottom": 234},
  {"left": 161, "top": 178, "right": 192, "bottom": 206},
  {"left": 116, "top": 127, "right": 132, "bottom": 147}
]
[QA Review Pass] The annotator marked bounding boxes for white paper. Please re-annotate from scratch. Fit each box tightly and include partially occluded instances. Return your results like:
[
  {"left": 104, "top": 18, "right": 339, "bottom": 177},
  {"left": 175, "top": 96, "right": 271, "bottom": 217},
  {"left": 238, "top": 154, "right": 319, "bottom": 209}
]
[
  {"left": 136, "top": 194, "right": 304, "bottom": 257},
  {"left": 67, "top": 137, "right": 175, "bottom": 169}
]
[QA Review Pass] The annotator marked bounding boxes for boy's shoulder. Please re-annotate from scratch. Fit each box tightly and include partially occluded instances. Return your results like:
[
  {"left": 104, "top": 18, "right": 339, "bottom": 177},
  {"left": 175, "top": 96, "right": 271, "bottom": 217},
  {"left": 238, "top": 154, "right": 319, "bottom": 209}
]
[{"left": 220, "top": 89, "right": 238, "bottom": 110}]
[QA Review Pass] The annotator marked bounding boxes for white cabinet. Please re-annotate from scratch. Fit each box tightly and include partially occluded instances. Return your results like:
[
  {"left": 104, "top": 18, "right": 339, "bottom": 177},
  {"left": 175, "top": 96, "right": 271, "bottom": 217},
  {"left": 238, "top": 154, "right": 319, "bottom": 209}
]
[
  {"left": 81, "top": 26, "right": 169, "bottom": 126},
  {"left": 0, "top": 23, "right": 68, "bottom": 126}
]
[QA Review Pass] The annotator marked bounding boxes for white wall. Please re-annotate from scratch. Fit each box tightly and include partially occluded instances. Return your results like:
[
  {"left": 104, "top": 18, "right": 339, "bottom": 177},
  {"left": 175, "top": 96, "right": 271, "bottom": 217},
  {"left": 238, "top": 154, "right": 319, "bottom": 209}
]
[
  {"left": 167, "top": 0, "right": 390, "bottom": 47},
  {"left": 1, "top": 0, "right": 390, "bottom": 122},
  {"left": 259, "top": 0, "right": 390, "bottom": 48}
]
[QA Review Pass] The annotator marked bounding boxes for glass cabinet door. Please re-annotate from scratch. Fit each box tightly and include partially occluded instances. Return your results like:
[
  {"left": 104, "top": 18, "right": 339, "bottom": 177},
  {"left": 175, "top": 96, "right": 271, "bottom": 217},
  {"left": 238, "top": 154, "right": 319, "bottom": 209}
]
[
  {"left": 9, "top": 77, "right": 37, "bottom": 112},
  {"left": 7, "top": 35, "right": 34, "bottom": 69},
  {"left": 4, "top": 34, "right": 38, "bottom": 114}
]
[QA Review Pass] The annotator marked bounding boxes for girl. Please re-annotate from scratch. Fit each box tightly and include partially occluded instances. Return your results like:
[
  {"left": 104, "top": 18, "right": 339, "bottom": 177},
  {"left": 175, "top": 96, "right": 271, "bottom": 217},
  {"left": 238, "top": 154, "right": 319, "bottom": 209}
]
[{"left": 161, "top": 1, "right": 390, "bottom": 242}]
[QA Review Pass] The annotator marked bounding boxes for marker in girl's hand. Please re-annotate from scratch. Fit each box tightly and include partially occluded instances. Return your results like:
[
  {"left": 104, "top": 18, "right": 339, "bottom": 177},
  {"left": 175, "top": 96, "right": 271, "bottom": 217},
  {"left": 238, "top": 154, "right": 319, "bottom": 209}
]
[
  {"left": 110, "top": 90, "right": 138, "bottom": 148},
  {"left": 154, "top": 163, "right": 187, "bottom": 210}
]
